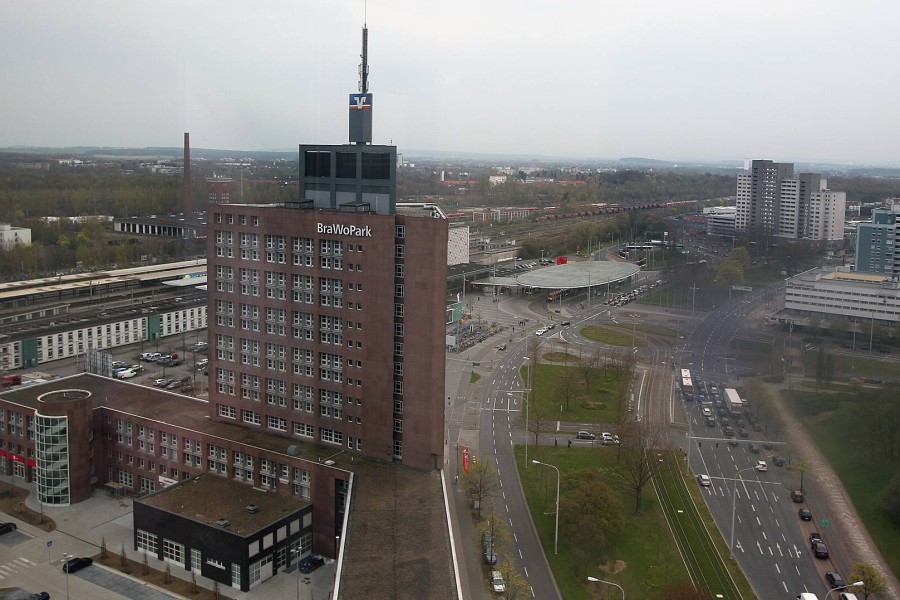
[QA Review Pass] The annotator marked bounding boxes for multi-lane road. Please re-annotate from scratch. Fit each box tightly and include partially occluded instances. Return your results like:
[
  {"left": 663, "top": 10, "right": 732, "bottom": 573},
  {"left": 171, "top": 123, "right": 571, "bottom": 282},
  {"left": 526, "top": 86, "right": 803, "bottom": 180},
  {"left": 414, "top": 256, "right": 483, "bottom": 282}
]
[{"left": 682, "top": 287, "right": 858, "bottom": 598}]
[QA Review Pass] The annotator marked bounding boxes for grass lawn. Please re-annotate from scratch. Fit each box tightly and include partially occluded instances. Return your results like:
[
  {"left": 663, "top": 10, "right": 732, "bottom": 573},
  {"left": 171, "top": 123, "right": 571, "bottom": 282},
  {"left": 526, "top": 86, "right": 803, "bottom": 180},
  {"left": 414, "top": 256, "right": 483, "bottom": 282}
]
[
  {"left": 782, "top": 387, "right": 900, "bottom": 579},
  {"left": 581, "top": 325, "right": 647, "bottom": 348},
  {"left": 801, "top": 349, "right": 900, "bottom": 382},
  {"left": 525, "top": 363, "right": 626, "bottom": 424},
  {"left": 470, "top": 372, "right": 480, "bottom": 384},
  {"left": 516, "top": 445, "right": 688, "bottom": 599},
  {"left": 613, "top": 323, "right": 678, "bottom": 337}
]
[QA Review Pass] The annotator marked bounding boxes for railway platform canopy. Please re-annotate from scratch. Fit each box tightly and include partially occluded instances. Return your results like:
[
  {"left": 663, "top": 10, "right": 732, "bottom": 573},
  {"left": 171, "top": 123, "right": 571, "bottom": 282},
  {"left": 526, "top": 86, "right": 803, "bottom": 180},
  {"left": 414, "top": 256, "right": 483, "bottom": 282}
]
[{"left": 471, "top": 260, "right": 641, "bottom": 293}]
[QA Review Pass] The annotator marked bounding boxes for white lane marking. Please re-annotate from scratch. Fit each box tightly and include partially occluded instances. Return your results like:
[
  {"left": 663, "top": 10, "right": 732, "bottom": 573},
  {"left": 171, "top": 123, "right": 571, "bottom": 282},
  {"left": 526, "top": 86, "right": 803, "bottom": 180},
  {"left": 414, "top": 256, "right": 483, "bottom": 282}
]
[{"left": 775, "top": 564, "right": 781, "bottom": 574}]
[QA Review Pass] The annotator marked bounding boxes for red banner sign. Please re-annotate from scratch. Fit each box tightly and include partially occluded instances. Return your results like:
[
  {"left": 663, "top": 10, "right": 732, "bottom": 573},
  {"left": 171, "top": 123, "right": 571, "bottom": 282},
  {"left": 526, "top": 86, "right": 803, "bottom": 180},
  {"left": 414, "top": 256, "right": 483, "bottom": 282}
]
[{"left": 462, "top": 446, "right": 470, "bottom": 474}]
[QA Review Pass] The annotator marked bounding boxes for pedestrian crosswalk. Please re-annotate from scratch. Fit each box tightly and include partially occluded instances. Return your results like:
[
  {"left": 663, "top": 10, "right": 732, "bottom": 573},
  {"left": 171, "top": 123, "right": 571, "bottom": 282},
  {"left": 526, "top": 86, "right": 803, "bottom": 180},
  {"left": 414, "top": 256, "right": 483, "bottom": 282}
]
[{"left": 0, "top": 556, "right": 38, "bottom": 580}]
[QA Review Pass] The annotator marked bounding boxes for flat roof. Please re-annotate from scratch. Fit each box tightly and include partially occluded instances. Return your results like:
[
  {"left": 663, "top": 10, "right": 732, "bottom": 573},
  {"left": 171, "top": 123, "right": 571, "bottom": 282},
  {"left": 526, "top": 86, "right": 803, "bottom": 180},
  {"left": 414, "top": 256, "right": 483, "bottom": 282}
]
[
  {"left": 821, "top": 271, "right": 889, "bottom": 283},
  {"left": 514, "top": 260, "right": 640, "bottom": 290},
  {"left": 1, "top": 373, "right": 455, "bottom": 600},
  {"left": 137, "top": 473, "right": 310, "bottom": 537}
]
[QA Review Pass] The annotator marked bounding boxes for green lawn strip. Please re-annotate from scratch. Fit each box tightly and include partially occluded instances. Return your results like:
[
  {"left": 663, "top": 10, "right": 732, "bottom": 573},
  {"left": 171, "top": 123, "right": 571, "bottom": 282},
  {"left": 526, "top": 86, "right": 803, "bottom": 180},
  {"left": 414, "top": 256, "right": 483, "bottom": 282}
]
[
  {"left": 581, "top": 325, "right": 647, "bottom": 347},
  {"left": 800, "top": 349, "right": 900, "bottom": 381},
  {"left": 514, "top": 445, "right": 688, "bottom": 599},
  {"left": 523, "top": 364, "right": 624, "bottom": 423},
  {"left": 782, "top": 389, "right": 900, "bottom": 579},
  {"left": 610, "top": 322, "right": 678, "bottom": 337},
  {"left": 655, "top": 456, "right": 748, "bottom": 599},
  {"left": 470, "top": 372, "right": 481, "bottom": 384}
]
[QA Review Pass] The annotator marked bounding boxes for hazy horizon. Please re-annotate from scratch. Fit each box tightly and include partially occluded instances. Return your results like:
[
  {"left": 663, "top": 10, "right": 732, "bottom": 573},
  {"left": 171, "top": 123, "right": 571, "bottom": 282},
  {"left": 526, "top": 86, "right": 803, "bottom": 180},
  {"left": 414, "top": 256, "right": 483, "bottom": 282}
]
[{"left": 3, "top": 1, "right": 899, "bottom": 165}]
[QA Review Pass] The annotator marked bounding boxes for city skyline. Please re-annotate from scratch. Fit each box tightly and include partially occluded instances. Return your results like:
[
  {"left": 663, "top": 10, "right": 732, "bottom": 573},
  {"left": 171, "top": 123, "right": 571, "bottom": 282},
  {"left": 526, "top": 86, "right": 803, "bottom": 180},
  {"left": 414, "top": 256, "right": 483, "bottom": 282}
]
[{"left": 3, "top": 1, "right": 899, "bottom": 164}]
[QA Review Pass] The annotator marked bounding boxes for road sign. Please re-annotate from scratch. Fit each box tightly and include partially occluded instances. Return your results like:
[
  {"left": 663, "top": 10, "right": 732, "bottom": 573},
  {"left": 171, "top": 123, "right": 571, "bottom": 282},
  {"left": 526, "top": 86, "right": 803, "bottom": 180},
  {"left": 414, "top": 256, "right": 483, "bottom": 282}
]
[
  {"left": 731, "top": 285, "right": 753, "bottom": 292},
  {"left": 47, "top": 540, "right": 53, "bottom": 547},
  {"left": 821, "top": 518, "right": 830, "bottom": 528}
]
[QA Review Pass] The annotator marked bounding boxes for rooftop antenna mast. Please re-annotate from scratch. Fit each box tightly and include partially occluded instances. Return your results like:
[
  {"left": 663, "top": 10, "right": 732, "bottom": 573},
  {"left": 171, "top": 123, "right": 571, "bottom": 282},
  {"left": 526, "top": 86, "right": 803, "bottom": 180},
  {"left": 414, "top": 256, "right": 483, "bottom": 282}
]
[
  {"left": 349, "top": 4, "right": 373, "bottom": 145},
  {"left": 359, "top": 21, "right": 369, "bottom": 93}
]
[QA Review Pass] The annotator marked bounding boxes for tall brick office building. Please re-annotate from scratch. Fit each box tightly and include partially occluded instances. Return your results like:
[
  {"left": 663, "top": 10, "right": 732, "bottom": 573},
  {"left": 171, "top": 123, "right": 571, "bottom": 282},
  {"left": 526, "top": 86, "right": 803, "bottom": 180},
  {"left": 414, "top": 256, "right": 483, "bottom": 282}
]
[{"left": 205, "top": 23, "right": 448, "bottom": 470}]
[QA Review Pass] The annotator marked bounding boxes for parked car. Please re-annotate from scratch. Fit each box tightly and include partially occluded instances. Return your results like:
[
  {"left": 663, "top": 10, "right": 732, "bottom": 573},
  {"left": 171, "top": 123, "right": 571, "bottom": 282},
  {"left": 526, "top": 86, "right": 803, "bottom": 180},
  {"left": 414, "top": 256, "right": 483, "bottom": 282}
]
[
  {"left": 826, "top": 571, "right": 846, "bottom": 589},
  {"left": 773, "top": 456, "right": 786, "bottom": 467},
  {"left": 26, "top": 593, "right": 50, "bottom": 600},
  {"left": 749, "top": 444, "right": 760, "bottom": 454},
  {"left": 810, "top": 532, "right": 822, "bottom": 544},
  {"left": 799, "top": 508, "right": 812, "bottom": 521},
  {"left": 153, "top": 379, "right": 169, "bottom": 387},
  {"left": 298, "top": 554, "right": 325, "bottom": 573},
  {"left": 490, "top": 571, "right": 506, "bottom": 594},
  {"left": 697, "top": 474, "right": 712, "bottom": 487},
  {"left": 575, "top": 431, "right": 596, "bottom": 440},
  {"left": 0, "top": 522, "right": 17, "bottom": 535},
  {"left": 62, "top": 557, "right": 93, "bottom": 573},
  {"left": 116, "top": 369, "right": 137, "bottom": 379},
  {"left": 111, "top": 361, "right": 127, "bottom": 368},
  {"left": 483, "top": 548, "right": 497, "bottom": 565},
  {"left": 812, "top": 542, "right": 828, "bottom": 559},
  {"left": 791, "top": 489, "right": 805, "bottom": 503}
]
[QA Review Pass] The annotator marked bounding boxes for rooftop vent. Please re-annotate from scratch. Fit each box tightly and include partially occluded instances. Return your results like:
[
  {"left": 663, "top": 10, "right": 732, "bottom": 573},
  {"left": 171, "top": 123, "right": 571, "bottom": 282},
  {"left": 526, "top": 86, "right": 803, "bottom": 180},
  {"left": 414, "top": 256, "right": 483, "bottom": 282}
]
[
  {"left": 245, "top": 505, "right": 259, "bottom": 514},
  {"left": 323, "top": 459, "right": 335, "bottom": 466},
  {"left": 215, "top": 519, "right": 231, "bottom": 528},
  {"left": 286, "top": 445, "right": 300, "bottom": 456}
]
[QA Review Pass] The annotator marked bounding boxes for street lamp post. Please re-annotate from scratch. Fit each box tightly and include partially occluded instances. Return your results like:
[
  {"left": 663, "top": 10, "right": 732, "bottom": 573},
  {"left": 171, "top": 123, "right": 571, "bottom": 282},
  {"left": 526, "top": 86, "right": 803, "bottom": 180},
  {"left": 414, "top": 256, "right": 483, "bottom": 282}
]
[
  {"left": 824, "top": 582, "right": 864, "bottom": 599},
  {"left": 62, "top": 552, "right": 72, "bottom": 600},
  {"left": 730, "top": 465, "right": 757, "bottom": 553},
  {"left": 587, "top": 576, "right": 625, "bottom": 599},
  {"left": 532, "top": 459, "right": 560, "bottom": 555}
]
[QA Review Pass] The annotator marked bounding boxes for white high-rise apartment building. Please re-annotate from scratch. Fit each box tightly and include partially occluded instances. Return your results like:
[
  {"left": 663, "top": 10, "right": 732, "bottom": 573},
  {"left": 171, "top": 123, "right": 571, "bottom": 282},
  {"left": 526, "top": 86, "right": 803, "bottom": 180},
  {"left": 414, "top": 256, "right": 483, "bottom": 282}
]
[{"left": 735, "top": 160, "right": 845, "bottom": 241}]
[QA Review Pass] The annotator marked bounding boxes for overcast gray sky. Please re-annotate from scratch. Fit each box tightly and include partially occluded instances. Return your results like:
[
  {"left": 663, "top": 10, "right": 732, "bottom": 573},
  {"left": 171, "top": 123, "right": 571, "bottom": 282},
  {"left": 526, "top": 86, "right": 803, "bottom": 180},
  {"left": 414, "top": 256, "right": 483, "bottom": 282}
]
[{"left": 2, "top": 1, "right": 898, "bottom": 164}]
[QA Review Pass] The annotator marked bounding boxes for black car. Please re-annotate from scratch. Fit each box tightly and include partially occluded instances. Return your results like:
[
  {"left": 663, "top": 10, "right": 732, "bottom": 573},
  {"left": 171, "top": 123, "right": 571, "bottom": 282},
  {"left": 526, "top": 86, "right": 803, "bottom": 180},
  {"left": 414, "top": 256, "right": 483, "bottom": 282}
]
[
  {"left": 799, "top": 508, "right": 812, "bottom": 521},
  {"left": 27, "top": 593, "right": 50, "bottom": 600},
  {"left": 810, "top": 532, "right": 822, "bottom": 544},
  {"left": 560, "top": 320, "right": 571, "bottom": 326},
  {"left": 298, "top": 554, "right": 325, "bottom": 573},
  {"left": 826, "top": 571, "right": 846, "bottom": 589},
  {"left": 63, "top": 557, "right": 93, "bottom": 573},
  {"left": 773, "top": 456, "right": 786, "bottom": 467},
  {"left": 812, "top": 541, "right": 829, "bottom": 559},
  {"left": 0, "top": 522, "right": 17, "bottom": 535}
]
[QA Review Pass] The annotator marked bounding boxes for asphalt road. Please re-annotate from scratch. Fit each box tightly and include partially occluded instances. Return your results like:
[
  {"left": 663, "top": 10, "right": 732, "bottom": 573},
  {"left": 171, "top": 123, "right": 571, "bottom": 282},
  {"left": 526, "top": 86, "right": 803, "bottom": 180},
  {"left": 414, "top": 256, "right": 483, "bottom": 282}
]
[{"left": 681, "top": 287, "right": 858, "bottom": 598}]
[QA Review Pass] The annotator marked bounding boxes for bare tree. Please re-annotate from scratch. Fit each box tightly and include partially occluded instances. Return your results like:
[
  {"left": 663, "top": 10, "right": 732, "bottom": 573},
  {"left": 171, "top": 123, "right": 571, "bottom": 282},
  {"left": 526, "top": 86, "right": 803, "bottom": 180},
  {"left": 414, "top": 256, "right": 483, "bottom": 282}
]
[
  {"left": 789, "top": 457, "right": 811, "bottom": 493},
  {"left": 605, "top": 348, "right": 637, "bottom": 422},
  {"left": 577, "top": 347, "right": 602, "bottom": 392},
  {"left": 525, "top": 403, "right": 553, "bottom": 448},
  {"left": 617, "top": 420, "right": 667, "bottom": 513},
  {"left": 464, "top": 459, "right": 500, "bottom": 519},
  {"left": 556, "top": 365, "right": 579, "bottom": 413}
]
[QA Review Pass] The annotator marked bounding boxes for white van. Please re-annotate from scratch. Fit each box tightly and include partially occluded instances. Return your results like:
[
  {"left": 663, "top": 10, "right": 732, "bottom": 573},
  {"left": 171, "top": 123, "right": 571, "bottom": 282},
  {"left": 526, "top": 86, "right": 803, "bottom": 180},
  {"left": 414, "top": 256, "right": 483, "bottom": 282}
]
[
  {"left": 838, "top": 593, "right": 859, "bottom": 600},
  {"left": 797, "top": 593, "right": 819, "bottom": 600}
]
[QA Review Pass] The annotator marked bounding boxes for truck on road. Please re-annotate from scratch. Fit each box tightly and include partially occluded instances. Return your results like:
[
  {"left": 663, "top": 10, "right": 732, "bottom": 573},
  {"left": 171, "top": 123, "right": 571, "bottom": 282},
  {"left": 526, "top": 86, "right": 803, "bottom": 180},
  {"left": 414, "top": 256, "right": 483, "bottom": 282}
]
[{"left": 725, "top": 387, "right": 744, "bottom": 416}]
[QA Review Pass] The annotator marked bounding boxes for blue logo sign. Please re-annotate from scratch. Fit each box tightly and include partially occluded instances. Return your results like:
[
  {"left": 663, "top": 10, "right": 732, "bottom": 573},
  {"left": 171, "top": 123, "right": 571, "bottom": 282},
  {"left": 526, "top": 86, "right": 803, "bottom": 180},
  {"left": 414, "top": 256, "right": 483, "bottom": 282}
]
[{"left": 349, "top": 93, "right": 372, "bottom": 109}]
